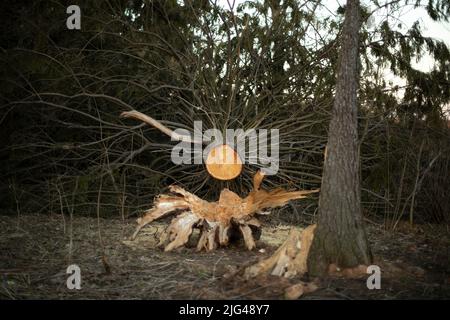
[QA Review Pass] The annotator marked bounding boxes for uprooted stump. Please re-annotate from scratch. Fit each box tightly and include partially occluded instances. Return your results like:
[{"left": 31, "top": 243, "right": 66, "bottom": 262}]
[
  {"left": 244, "top": 224, "right": 317, "bottom": 279},
  {"left": 131, "top": 170, "right": 319, "bottom": 252}
]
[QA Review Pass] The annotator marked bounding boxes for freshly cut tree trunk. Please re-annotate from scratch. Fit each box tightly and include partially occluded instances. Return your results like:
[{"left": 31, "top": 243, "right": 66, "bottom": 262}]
[
  {"left": 131, "top": 170, "right": 319, "bottom": 251},
  {"left": 205, "top": 144, "right": 243, "bottom": 180},
  {"left": 121, "top": 110, "right": 243, "bottom": 180}
]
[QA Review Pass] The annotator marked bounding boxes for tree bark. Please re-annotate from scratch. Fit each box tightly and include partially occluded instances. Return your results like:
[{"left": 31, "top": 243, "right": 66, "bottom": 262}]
[{"left": 307, "top": 0, "right": 372, "bottom": 276}]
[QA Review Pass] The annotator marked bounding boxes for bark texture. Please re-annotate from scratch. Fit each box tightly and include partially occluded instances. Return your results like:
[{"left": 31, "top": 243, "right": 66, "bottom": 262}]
[{"left": 307, "top": 0, "right": 372, "bottom": 276}]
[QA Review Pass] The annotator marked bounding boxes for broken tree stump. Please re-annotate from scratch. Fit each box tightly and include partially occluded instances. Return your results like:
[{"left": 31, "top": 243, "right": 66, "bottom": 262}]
[
  {"left": 244, "top": 224, "right": 317, "bottom": 278},
  {"left": 131, "top": 170, "right": 319, "bottom": 252}
]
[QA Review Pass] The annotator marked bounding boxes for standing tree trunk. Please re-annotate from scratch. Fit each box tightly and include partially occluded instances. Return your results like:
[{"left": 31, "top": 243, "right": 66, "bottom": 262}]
[{"left": 307, "top": 0, "right": 372, "bottom": 276}]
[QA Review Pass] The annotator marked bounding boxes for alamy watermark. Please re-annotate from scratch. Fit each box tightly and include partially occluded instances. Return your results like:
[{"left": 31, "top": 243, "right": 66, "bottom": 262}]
[
  {"left": 66, "top": 5, "right": 81, "bottom": 30},
  {"left": 366, "top": 265, "right": 381, "bottom": 289},
  {"left": 66, "top": 264, "right": 81, "bottom": 290},
  {"left": 171, "top": 121, "right": 280, "bottom": 175}
]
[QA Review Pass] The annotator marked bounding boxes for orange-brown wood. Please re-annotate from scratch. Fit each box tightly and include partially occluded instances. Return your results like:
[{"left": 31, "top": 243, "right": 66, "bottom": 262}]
[
  {"left": 205, "top": 144, "right": 243, "bottom": 180},
  {"left": 132, "top": 170, "right": 320, "bottom": 251}
]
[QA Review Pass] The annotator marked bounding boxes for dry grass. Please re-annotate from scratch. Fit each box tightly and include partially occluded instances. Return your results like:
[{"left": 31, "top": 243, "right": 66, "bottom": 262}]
[{"left": 0, "top": 214, "right": 449, "bottom": 299}]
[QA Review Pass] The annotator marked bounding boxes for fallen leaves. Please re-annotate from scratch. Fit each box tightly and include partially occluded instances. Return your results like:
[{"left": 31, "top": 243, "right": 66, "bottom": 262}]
[
  {"left": 284, "top": 281, "right": 319, "bottom": 300},
  {"left": 328, "top": 264, "right": 368, "bottom": 278}
]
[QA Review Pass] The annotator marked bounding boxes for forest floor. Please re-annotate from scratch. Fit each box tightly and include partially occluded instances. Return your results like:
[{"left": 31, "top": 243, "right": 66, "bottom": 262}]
[{"left": 0, "top": 213, "right": 449, "bottom": 299}]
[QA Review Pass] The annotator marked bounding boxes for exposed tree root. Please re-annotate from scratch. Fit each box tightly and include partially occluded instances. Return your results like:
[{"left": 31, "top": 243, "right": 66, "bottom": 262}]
[{"left": 131, "top": 170, "right": 319, "bottom": 251}]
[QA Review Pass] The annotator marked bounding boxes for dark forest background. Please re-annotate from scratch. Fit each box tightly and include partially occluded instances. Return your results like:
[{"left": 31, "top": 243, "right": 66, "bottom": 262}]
[{"left": 0, "top": 0, "right": 449, "bottom": 228}]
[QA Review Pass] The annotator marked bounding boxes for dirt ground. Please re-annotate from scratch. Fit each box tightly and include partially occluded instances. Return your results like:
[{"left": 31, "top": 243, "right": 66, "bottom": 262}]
[{"left": 0, "top": 213, "right": 449, "bottom": 299}]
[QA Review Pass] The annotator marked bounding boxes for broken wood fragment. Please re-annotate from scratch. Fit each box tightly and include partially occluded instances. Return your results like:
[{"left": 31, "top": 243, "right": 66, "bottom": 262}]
[
  {"left": 244, "top": 224, "right": 317, "bottom": 279},
  {"left": 284, "top": 281, "right": 319, "bottom": 300}
]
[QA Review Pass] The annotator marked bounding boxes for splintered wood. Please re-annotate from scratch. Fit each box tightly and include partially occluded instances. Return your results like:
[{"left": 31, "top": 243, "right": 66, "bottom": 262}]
[
  {"left": 131, "top": 170, "right": 319, "bottom": 252},
  {"left": 244, "top": 224, "right": 317, "bottom": 279}
]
